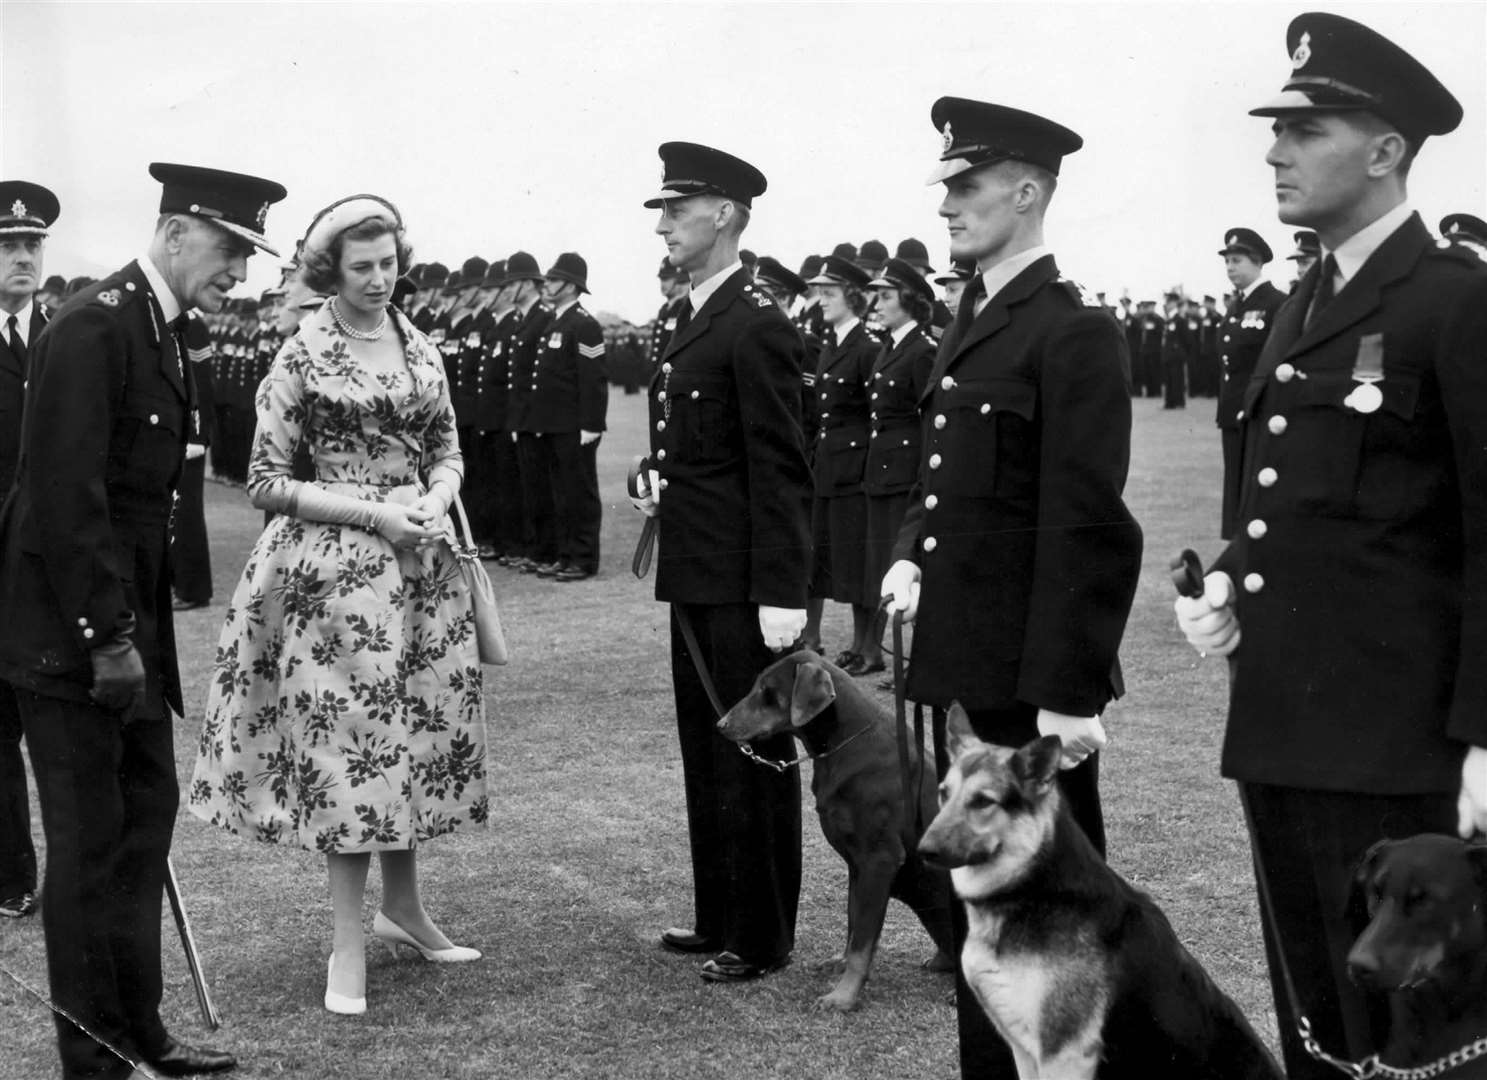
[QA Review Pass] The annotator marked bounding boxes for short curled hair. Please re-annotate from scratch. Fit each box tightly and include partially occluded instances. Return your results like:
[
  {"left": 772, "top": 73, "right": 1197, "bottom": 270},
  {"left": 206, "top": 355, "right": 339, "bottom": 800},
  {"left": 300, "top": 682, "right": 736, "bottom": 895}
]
[
  {"left": 300, "top": 216, "right": 413, "bottom": 294},
  {"left": 900, "top": 288, "right": 934, "bottom": 326},
  {"left": 844, "top": 284, "right": 870, "bottom": 319}
]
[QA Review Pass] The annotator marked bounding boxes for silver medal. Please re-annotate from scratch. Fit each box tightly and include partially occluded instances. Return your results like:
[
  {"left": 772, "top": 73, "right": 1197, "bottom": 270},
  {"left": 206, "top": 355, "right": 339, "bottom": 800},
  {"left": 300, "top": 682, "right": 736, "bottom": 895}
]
[{"left": 1346, "top": 382, "right": 1383, "bottom": 414}]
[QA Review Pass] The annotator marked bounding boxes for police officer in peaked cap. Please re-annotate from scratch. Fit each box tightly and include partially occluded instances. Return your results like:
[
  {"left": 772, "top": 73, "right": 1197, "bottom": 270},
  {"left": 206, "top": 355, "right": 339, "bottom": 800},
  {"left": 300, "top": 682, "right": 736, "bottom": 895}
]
[
  {"left": 1440, "top": 213, "right": 1487, "bottom": 260},
  {"left": 1175, "top": 14, "right": 1487, "bottom": 1078}
]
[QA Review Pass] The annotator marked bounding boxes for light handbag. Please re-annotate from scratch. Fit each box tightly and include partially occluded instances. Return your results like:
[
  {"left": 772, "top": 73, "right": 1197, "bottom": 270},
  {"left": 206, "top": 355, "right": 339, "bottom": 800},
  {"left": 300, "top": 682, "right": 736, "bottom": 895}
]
[{"left": 449, "top": 492, "right": 509, "bottom": 665}]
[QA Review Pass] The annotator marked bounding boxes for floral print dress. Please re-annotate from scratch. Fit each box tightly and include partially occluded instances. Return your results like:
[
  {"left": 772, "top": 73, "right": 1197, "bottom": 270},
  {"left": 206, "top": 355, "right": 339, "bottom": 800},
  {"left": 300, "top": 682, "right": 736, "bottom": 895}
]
[{"left": 190, "top": 305, "right": 488, "bottom": 853}]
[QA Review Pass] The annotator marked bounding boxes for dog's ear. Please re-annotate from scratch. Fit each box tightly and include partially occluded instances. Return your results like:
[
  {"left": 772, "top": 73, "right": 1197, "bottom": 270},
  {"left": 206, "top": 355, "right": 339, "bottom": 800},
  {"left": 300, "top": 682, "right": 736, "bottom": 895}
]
[
  {"left": 1346, "top": 838, "right": 1391, "bottom": 924},
  {"left": 1011, "top": 736, "right": 1062, "bottom": 796},
  {"left": 945, "top": 701, "right": 980, "bottom": 758},
  {"left": 790, "top": 660, "right": 836, "bottom": 728}
]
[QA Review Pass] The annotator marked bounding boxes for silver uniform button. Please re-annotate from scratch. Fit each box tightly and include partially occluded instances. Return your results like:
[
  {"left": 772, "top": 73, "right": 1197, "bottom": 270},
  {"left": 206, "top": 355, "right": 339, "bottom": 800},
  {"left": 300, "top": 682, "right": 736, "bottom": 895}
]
[
  {"left": 1223, "top": 335, "right": 1231, "bottom": 343},
  {"left": 1243, "top": 573, "right": 1265, "bottom": 594},
  {"left": 1275, "top": 363, "right": 1296, "bottom": 383},
  {"left": 1247, "top": 519, "right": 1268, "bottom": 539},
  {"left": 656, "top": 449, "right": 666, "bottom": 461},
  {"left": 980, "top": 403, "right": 991, "bottom": 415},
  {"left": 1236, "top": 410, "right": 1245, "bottom": 422},
  {"left": 1268, "top": 415, "right": 1288, "bottom": 435},
  {"left": 929, "top": 453, "right": 942, "bottom": 470},
  {"left": 871, "top": 393, "right": 879, "bottom": 400},
  {"left": 149, "top": 414, "right": 159, "bottom": 425},
  {"left": 658, "top": 391, "right": 667, "bottom": 401},
  {"left": 659, "top": 479, "right": 669, "bottom": 490},
  {"left": 690, "top": 390, "right": 699, "bottom": 399},
  {"left": 77, "top": 617, "right": 88, "bottom": 627},
  {"left": 925, "top": 494, "right": 938, "bottom": 510},
  {"left": 656, "top": 421, "right": 665, "bottom": 432},
  {"left": 83, "top": 628, "right": 95, "bottom": 640},
  {"left": 662, "top": 362, "right": 672, "bottom": 373},
  {"left": 1257, "top": 467, "right": 1277, "bottom": 487},
  {"left": 934, "top": 414, "right": 946, "bottom": 429},
  {"left": 923, "top": 537, "right": 938, "bottom": 553},
  {"left": 940, "top": 376, "right": 955, "bottom": 391}
]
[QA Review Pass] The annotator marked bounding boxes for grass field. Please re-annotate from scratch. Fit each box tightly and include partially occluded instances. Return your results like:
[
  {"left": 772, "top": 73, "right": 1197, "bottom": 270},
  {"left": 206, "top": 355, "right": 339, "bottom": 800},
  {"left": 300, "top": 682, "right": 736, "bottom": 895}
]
[{"left": 0, "top": 390, "right": 1269, "bottom": 1079}]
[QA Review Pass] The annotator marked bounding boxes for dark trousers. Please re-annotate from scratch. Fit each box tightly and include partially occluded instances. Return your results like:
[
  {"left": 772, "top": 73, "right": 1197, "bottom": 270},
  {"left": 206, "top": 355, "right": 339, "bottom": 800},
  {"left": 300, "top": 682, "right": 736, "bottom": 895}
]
[
  {"left": 20, "top": 691, "right": 178, "bottom": 1080},
  {"left": 170, "top": 455, "right": 212, "bottom": 604},
  {"left": 1237, "top": 783, "right": 1457, "bottom": 1080},
  {"left": 516, "top": 432, "right": 557, "bottom": 564},
  {"left": 469, "top": 429, "right": 522, "bottom": 552},
  {"left": 932, "top": 702, "right": 1105, "bottom": 1080},
  {"left": 1220, "top": 426, "right": 1243, "bottom": 540},
  {"left": 0, "top": 680, "right": 36, "bottom": 900},
  {"left": 552, "top": 432, "right": 601, "bottom": 574},
  {"left": 669, "top": 602, "right": 801, "bottom": 962},
  {"left": 1162, "top": 355, "right": 1187, "bottom": 408}
]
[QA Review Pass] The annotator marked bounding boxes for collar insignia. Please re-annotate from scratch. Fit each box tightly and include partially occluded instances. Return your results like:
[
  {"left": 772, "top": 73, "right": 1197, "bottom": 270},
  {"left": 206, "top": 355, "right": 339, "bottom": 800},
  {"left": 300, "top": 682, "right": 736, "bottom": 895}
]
[{"left": 1291, "top": 31, "right": 1312, "bottom": 71}]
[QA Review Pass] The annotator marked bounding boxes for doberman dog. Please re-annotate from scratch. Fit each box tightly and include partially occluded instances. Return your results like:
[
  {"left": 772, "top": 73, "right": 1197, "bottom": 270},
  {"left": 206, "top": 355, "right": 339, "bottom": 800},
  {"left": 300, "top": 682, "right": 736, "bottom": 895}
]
[
  {"left": 716, "top": 650, "right": 953, "bottom": 1011},
  {"left": 918, "top": 705, "right": 1285, "bottom": 1079},
  {"left": 1349, "top": 834, "right": 1487, "bottom": 1078}
]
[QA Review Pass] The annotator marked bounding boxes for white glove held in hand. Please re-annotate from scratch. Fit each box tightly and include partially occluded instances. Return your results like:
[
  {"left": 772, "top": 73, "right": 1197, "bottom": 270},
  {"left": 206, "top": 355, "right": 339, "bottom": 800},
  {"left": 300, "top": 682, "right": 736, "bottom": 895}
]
[
  {"left": 880, "top": 560, "right": 921, "bottom": 622},
  {"left": 1458, "top": 745, "right": 1487, "bottom": 839},
  {"left": 1174, "top": 571, "right": 1241, "bottom": 657},
  {"left": 758, "top": 606, "right": 807, "bottom": 651},
  {"left": 1037, "top": 711, "right": 1108, "bottom": 770},
  {"left": 629, "top": 469, "right": 661, "bottom": 518},
  {"left": 185, "top": 442, "right": 206, "bottom": 461}
]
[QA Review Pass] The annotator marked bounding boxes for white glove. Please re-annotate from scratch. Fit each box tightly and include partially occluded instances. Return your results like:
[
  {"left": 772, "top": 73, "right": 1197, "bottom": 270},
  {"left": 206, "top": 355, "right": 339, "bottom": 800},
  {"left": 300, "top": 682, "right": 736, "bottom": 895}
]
[
  {"left": 629, "top": 468, "right": 660, "bottom": 518},
  {"left": 1036, "top": 710, "right": 1108, "bottom": 770},
  {"left": 758, "top": 606, "right": 806, "bottom": 651},
  {"left": 580, "top": 429, "right": 601, "bottom": 447},
  {"left": 185, "top": 442, "right": 206, "bottom": 461},
  {"left": 1458, "top": 745, "right": 1487, "bottom": 839},
  {"left": 1174, "top": 571, "right": 1241, "bottom": 657},
  {"left": 880, "top": 560, "right": 921, "bottom": 622}
]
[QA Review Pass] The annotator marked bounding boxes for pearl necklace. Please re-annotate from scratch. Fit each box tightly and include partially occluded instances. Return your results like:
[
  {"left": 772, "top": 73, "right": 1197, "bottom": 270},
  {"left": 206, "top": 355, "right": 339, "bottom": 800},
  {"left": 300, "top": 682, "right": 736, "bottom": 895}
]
[{"left": 330, "top": 296, "right": 387, "bottom": 341}]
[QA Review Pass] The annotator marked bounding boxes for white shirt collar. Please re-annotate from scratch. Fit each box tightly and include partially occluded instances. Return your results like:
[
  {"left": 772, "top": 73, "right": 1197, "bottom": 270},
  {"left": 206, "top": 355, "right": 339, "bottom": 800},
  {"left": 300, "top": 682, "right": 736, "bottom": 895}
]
[
  {"left": 1241, "top": 277, "right": 1269, "bottom": 300},
  {"left": 688, "top": 260, "right": 743, "bottom": 314},
  {"left": 832, "top": 316, "right": 861, "bottom": 342},
  {"left": 3, "top": 299, "right": 36, "bottom": 344},
  {"left": 889, "top": 320, "right": 917, "bottom": 347},
  {"left": 139, "top": 253, "right": 183, "bottom": 324},
  {"left": 1327, "top": 202, "right": 1414, "bottom": 287},
  {"left": 553, "top": 296, "right": 579, "bottom": 318},
  {"left": 979, "top": 244, "right": 1051, "bottom": 305}
]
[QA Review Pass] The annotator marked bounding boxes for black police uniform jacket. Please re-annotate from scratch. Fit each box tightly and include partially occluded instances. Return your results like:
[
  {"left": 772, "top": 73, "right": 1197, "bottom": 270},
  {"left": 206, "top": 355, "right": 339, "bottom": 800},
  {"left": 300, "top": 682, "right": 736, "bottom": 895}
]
[
  {"left": 472, "top": 308, "right": 516, "bottom": 432},
  {"left": 649, "top": 268, "right": 812, "bottom": 607},
  {"left": 649, "top": 295, "right": 685, "bottom": 369},
  {"left": 0, "top": 302, "right": 47, "bottom": 495},
  {"left": 504, "top": 301, "right": 552, "bottom": 433},
  {"left": 0, "top": 262, "right": 193, "bottom": 717},
  {"left": 525, "top": 302, "right": 607, "bottom": 435},
  {"left": 812, "top": 321, "right": 876, "bottom": 496},
  {"left": 1216, "top": 281, "right": 1285, "bottom": 430},
  {"left": 892, "top": 256, "right": 1143, "bottom": 715},
  {"left": 863, "top": 325, "right": 935, "bottom": 497},
  {"left": 1213, "top": 215, "right": 1487, "bottom": 794}
]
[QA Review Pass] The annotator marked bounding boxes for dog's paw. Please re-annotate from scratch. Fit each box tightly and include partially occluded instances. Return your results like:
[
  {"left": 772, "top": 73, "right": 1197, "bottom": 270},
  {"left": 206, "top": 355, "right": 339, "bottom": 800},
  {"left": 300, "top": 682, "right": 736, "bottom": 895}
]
[
  {"left": 922, "top": 949, "right": 955, "bottom": 973},
  {"left": 814, "top": 986, "right": 861, "bottom": 1013},
  {"left": 812, "top": 955, "right": 847, "bottom": 975}
]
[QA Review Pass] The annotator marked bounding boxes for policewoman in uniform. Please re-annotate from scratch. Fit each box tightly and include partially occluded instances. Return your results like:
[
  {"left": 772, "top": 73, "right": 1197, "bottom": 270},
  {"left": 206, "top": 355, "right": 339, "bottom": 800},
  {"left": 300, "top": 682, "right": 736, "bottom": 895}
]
[
  {"left": 1286, "top": 228, "right": 1321, "bottom": 285},
  {"left": 635, "top": 141, "right": 810, "bottom": 983},
  {"left": 0, "top": 163, "right": 284, "bottom": 1080},
  {"left": 753, "top": 256, "right": 819, "bottom": 446},
  {"left": 880, "top": 99, "right": 1142, "bottom": 1080},
  {"left": 1215, "top": 227, "right": 1285, "bottom": 538},
  {"left": 860, "top": 257, "right": 936, "bottom": 676},
  {"left": 0, "top": 181, "right": 58, "bottom": 922},
  {"left": 1176, "top": 15, "right": 1487, "bottom": 1077}
]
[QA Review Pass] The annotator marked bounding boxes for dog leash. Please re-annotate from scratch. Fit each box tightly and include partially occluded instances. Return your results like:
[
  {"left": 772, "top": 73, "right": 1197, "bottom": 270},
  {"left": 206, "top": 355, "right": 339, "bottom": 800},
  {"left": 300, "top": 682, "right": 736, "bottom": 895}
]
[
  {"left": 627, "top": 456, "right": 659, "bottom": 579},
  {"left": 0, "top": 961, "right": 149, "bottom": 1076},
  {"left": 888, "top": 606, "right": 926, "bottom": 854}
]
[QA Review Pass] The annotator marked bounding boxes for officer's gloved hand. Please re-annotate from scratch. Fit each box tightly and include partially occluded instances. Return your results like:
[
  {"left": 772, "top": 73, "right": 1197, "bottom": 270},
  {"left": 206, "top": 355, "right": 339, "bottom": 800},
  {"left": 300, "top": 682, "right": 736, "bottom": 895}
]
[
  {"left": 758, "top": 606, "right": 807, "bottom": 651},
  {"left": 1458, "top": 745, "right": 1487, "bottom": 839},
  {"left": 1173, "top": 571, "right": 1241, "bottom": 657},
  {"left": 880, "top": 560, "right": 921, "bottom": 622},
  {"left": 90, "top": 636, "right": 146, "bottom": 725},
  {"left": 629, "top": 468, "right": 661, "bottom": 518},
  {"left": 580, "top": 430, "right": 601, "bottom": 447},
  {"left": 1036, "top": 711, "right": 1107, "bottom": 770},
  {"left": 185, "top": 442, "right": 206, "bottom": 461}
]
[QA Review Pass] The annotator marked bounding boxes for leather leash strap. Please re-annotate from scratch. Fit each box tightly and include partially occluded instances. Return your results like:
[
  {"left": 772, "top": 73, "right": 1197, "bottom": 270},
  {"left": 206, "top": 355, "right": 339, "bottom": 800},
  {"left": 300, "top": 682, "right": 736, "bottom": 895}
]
[
  {"left": 889, "top": 606, "right": 925, "bottom": 854},
  {"left": 627, "top": 455, "right": 659, "bottom": 579},
  {"left": 673, "top": 602, "right": 728, "bottom": 720}
]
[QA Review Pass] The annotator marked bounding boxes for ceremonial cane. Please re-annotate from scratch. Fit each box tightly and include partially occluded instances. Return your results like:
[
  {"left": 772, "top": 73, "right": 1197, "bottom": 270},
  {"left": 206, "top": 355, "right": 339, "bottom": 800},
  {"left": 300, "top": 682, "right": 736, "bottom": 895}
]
[{"left": 164, "top": 857, "right": 221, "bottom": 1030}]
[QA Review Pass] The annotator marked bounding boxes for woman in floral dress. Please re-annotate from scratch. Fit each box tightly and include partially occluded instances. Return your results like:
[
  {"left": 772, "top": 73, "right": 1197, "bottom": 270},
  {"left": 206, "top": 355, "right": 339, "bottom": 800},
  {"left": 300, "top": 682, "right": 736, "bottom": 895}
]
[{"left": 190, "top": 196, "right": 487, "bottom": 1015}]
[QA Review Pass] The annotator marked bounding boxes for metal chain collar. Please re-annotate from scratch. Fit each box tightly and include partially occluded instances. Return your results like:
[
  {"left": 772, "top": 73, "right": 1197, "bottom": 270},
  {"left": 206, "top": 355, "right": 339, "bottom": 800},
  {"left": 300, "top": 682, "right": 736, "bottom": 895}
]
[
  {"left": 1301, "top": 1016, "right": 1487, "bottom": 1080},
  {"left": 736, "top": 723, "right": 872, "bottom": 773}
]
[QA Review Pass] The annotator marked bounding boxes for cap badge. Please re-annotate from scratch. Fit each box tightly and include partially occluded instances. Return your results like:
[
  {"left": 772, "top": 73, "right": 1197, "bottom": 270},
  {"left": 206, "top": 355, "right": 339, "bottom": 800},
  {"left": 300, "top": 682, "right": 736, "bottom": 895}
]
[
  {"left": 255, "top": 202, "right": 269, "bottom": 229},
  {"left": 1447, "top": 222, "right": 1460, "bottom": 235},
  {"left": 940, "top": 121, "right": 954, "bottom": 153},
  {"left": 10, "top": 200, "right": 26, "bottom": 219},
  {"left": 1291, "top": 31, "right": 1312, "bottom": 71},
  {"left": 1227, "top": 233, "right": 1238, "bottom": 247}
]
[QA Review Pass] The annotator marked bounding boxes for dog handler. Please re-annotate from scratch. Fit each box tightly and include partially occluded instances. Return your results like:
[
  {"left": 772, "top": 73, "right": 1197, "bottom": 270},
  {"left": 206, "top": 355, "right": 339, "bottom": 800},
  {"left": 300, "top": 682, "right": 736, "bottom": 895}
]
[
  {"left": 1175, "top": 13, "right": 1487, "bottom": 1078},
  {"left": 634, "top": 142, "right": 813, "bottom": 983},
  {"left": 881, "top": 99, "right": 1143, "bottom": 1079}
]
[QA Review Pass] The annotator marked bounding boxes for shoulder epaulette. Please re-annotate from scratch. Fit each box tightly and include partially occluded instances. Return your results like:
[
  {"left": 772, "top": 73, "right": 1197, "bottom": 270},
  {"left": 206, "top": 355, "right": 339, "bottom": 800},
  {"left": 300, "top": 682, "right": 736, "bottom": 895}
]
[
  {"left": 1429, "top": 238, "right": 1487, "bottom": 270},
  {"left": 742, "top": 284, "right": 774, "bottom": 310},
  {"left": 1056, "top": 277, "right": 1104, "bottom": 309}
]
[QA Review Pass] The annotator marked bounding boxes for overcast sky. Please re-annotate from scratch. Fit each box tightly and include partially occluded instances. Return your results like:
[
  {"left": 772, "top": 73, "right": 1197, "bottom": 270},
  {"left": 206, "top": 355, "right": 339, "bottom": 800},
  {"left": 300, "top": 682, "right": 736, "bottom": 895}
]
[{"left": 5, "top": 0, "right": 1483, "bottom": 322}]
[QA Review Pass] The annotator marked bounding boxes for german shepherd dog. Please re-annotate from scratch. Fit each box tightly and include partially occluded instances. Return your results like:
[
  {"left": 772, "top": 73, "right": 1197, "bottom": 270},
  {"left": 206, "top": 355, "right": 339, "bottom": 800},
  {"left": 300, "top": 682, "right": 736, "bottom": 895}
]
[
  {"left": 717, "top": 650, "right": 954, "bottom": 1011},
  {"left": 918, "top": 705, "right": 1284, "bottom": 1079},
  {"left": 1348, "top": 835, "right": 1487, "bottom": 1078}
]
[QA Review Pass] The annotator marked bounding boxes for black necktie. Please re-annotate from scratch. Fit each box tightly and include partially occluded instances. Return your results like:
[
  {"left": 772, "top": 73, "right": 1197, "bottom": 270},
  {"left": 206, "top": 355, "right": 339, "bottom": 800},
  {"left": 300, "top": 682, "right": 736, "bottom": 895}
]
[
  {"left": 7, "top": 314, "right": 25, "bottom": 375},
  {"left": 673, "top": 302, "right": 693, "bottom": 336},
  {"left": 1306, "top": 254, "right": 1338, "bottom": 329}
]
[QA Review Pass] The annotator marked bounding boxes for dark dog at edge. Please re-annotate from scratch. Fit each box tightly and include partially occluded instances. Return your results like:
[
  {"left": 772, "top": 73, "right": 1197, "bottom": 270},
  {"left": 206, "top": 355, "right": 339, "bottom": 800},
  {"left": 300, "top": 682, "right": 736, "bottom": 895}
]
[
  {"left": 918, "top": 704, "right": 1284, "bottom": 1079},
  {"left": 1348, "top": 834, "right": 1487, "bottom": 1078},
  {"left": 716, "top": 650, "right": 954, "bottom": 1011}
]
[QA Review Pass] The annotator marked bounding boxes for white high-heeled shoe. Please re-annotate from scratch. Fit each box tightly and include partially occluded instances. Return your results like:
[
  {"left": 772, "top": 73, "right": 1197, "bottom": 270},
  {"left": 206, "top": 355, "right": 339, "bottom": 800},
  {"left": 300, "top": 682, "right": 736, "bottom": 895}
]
[
  {"left": 372, "top": 910, "right": 481, "bottom": 962},
  {"left": 324, "top": 953, "right": 366, "bottom": 1015}
]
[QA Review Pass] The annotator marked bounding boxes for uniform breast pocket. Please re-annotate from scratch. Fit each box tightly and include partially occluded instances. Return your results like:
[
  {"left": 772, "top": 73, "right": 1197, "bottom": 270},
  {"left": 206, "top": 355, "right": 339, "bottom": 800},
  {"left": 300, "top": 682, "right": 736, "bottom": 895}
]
[
  {"left": 930, "top": 378, "right": 1037, "bottom": 498},
  {"left": 675, "top": 376, "right": 733, "bottom": 462},
  {"left": 1278, "top": 372, "right": 1417, "bottom": 518},
  {"left": 110, "top": 396, "right": 184, "bottom": 486}
]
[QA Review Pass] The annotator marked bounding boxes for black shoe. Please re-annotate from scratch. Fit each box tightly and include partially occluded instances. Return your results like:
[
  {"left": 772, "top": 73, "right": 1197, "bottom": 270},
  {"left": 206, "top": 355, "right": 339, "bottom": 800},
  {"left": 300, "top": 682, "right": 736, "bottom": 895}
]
[
  {"left": 171, "top": 596, "right": 208, "bottom": 612},
  {"left": 699, "top": 951, "right": 791, "bottom": 983},
  {"left": 147, "top": 1036, "right": 237, "bottom": 1076},
  {"left": 832, "top": 650, "right": 859, "bottom": 668},
  {"left": 554, "top": 566, "right": 594, "bottom": 582},
  {"left": 845, "top": 656, "right": 886, "bottom": 676},
  {"left": 476, "top": 544, "right": 498, "bottom": 560},
  {"left": 660, "top": 927, "right": 721, "bottom": 954},
  {"left": 534, "top": 560, "right": 566, "bottom": 578},
  {"left": 517, "top": 558, "right": 541, "bottom": 574}
]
